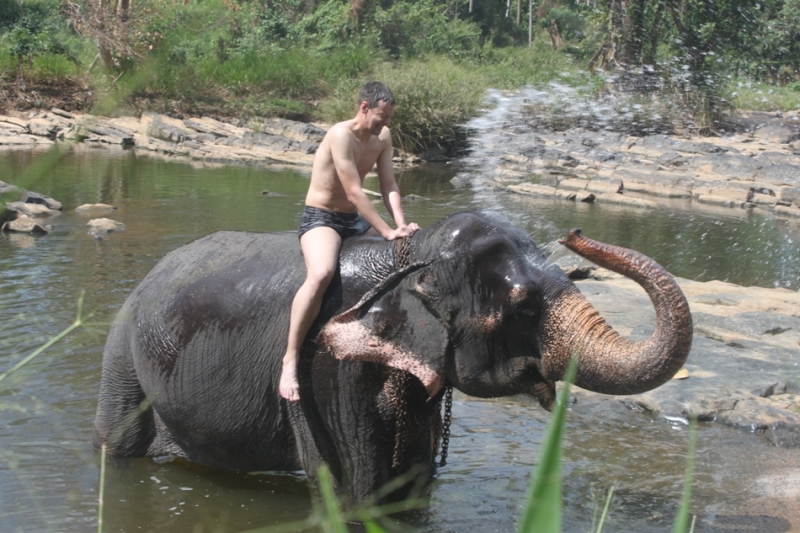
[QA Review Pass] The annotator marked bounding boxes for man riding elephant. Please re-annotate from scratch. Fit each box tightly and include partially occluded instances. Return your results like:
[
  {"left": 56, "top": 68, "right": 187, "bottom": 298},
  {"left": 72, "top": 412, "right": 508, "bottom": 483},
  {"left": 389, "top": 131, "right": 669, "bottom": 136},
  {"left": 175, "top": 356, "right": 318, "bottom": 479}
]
[{"left": 279, "top": 81, "right": 419, "bottom": 402}]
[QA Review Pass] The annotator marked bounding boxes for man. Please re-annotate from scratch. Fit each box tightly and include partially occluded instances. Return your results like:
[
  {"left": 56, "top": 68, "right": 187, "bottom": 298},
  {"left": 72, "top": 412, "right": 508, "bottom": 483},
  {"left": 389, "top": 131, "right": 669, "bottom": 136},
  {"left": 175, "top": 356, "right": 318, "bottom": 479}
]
[{"left": 279, "top": 81, "right": 420, "bottom": 402}]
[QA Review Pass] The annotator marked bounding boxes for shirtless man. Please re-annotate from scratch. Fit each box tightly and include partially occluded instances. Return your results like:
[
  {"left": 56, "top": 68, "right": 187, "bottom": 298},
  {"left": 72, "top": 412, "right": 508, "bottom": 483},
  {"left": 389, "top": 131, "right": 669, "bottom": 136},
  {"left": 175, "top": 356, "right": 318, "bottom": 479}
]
[{"left": 279, "top": 81, "right": 420, "bottom": 402}]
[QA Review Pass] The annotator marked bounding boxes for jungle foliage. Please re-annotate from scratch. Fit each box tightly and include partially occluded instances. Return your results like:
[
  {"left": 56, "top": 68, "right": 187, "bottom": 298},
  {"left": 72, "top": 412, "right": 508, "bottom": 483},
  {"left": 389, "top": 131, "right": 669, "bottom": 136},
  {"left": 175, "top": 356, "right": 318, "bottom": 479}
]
[{"left": 1, "top": 0, "right": 799, "bottom": 152}]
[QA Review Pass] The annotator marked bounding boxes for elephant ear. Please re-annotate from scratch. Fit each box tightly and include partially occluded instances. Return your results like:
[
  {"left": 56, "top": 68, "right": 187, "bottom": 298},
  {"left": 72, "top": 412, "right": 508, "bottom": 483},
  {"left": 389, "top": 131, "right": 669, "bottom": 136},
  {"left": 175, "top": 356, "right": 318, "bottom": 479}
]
[{"left": 318, "top": 262, "right": 448, "bottom": 399}]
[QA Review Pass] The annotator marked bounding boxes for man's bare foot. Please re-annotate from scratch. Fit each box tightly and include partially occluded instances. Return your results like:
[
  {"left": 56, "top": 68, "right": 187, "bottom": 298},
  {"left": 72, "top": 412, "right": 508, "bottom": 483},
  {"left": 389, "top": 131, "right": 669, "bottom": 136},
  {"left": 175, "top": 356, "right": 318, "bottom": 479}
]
[{"left": 279, "top": 358, "right": 300, "bottom": 402}]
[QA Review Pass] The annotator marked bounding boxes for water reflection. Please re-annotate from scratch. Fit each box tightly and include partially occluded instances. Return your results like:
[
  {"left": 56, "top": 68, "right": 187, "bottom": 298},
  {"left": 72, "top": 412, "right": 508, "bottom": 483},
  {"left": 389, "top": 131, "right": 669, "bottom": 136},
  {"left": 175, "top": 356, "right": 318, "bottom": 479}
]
[{"left": 0, "top": 147, "right": 798, "bottom": 532}]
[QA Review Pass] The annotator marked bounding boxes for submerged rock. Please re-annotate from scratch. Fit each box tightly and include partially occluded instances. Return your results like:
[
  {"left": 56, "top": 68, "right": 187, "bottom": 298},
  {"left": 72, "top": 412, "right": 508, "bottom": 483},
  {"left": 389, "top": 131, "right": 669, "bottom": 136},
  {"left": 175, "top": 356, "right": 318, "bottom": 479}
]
[{"left": 87, "top": 217, "right": 126, "bottom": 240}]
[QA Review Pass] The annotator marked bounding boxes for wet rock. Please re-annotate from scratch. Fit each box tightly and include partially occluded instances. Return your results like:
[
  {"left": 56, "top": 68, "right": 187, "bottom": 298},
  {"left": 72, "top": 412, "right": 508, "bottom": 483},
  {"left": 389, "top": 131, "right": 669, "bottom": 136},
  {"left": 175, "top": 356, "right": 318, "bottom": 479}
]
[
  {"left": 403, "top": 194, "right": 429, "bottom": 202},
  {"left": 5, "top": 201, "right": 59, "bottom": 217},
  {"left": 75, "top": 203, "right": 117, "bottom": 213},
  {"left": 87, "top": 217, "right": 126, "bottom": 239},
  {"left": 1, "top": 214, "right": 51, "bottom": 234},
  {"left": 594, "top": 193, "right": 656, "bottom": 208},
  {"left": 18, "top": 190, "right": 62, "bottom": 211}
]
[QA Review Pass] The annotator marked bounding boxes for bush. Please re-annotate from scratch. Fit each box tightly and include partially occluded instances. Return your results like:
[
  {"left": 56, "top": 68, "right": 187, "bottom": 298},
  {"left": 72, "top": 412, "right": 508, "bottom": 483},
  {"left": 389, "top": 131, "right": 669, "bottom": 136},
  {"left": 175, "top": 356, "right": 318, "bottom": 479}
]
[{"left": 322, "top": 56, "right": 487, "bottom": 155}]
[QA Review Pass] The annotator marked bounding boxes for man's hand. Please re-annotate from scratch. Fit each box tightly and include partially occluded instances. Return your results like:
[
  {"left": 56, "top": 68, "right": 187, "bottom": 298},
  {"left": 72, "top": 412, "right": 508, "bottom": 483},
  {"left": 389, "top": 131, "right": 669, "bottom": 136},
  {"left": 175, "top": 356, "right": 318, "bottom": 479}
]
[{"left": 386, "top": 222, "right": 420, "bottom": 240}]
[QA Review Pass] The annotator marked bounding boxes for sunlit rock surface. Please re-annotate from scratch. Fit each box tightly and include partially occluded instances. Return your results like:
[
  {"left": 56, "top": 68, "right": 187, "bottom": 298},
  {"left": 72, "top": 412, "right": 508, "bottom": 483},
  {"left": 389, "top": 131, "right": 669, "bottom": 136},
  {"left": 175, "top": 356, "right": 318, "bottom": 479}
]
[
  {"left": 556, "top": 257, "right": 800, "bottom": 449},
  {"left": 461, "top": 87, "right": 800, "bottom": 220},
  {"left": 0, "top": 109, "right": 326, "bottom": 168}
]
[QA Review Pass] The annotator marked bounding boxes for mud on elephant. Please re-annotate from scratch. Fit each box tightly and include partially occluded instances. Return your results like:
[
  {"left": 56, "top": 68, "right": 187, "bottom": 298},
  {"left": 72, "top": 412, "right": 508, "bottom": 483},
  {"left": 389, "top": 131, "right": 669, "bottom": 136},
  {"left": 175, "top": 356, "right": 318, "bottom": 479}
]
[{"left": 92, "top": 211, "right": 692, "bottom": 504}]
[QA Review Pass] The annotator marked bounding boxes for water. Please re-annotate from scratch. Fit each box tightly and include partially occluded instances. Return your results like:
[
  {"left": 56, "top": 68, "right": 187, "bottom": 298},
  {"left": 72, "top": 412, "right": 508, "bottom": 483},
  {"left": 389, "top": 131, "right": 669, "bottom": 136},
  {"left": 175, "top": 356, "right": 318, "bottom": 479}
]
[{"left": 0, "top": 144, "right": 798, "bottom": 532}]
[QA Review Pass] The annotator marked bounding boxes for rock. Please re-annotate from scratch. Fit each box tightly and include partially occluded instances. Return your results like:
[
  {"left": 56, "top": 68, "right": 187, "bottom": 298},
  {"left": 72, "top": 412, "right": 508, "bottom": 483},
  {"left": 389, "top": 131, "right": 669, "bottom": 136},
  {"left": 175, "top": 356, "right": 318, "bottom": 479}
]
[
  {"left": 5, "top": 201, "right": 59, "bottom": 217},
  {"left": 585, "top": 179, "right": 623, "bottom": 195},
  {"left": 657, "top": 151, "right": 689, "bottom": 167},
  {"left": 756, "top": 164, "right": 800, "bottom": 184},
  {"left": 51, "top": 108, "right": 75, "bottom": 119},
  {"left": 1, "top": 214, "right": 51, "bottom": 234},
  {"left": 75, "top": 203, "right": 117, "bottom": 213},
  {"left": 403, "top": 194, "right": 429, "bottom": 202},
  {"left": 775, "top": 204, "right": 800, "bottom": 218},
  {"left": 27, "top": 118, "right": 62, "bottom": 138},
  {"left": 87, "top": 217, "right": 126, "bottom": 238},
  {"left": 779, "top": 187, "right": 800, "bottom": 204},
  {"left": 594, "top": 193, "right": 656, "bottom": 208},
  {"left": 559, "top": 178, "right": 589, "bottom": 191},
  {"left": 753, "top": 124, "right": 800, "bottom": 144},
  {"left": 718, "top": 398, "right": 800, "bottom": 448},
  {"left": 146, "top": 113, "right": 193, "bottom": 143},
  {"left": 18, "top": 190, "right": 62, "bottom": 211},
  {"left": 751, "top": 192, "right": 777, "bottom": 205},
  {"left": 507, "top": 183, "right": 558, "bottom": 197},
  {"left": 673, "top": 368, "right": 690, "bottom": 380},
  {"left": 260, "top": 118, "right": 326, "bottom": 144}
]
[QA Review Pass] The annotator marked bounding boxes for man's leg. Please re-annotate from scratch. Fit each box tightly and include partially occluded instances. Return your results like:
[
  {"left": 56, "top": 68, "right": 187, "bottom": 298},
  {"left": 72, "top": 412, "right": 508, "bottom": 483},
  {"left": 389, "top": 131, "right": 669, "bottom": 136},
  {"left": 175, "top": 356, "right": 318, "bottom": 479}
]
[{"left": 280, "top": 226, "right": 342, "bottom": 401}]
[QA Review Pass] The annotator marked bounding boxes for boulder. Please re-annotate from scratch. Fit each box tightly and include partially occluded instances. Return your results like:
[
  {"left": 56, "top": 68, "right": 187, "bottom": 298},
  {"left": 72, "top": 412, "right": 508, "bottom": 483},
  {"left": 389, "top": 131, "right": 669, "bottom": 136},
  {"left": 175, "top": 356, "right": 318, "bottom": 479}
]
[
  {"left": 87, "top": 217, "right": 126, "bottom": 236},
  {"left": 75, "top": 203, "right": 117, "bottom": 213},
  {"left": 5, "top": 201, "right": 59, "bottom": 217},
  {"left": 1, "top": 214, "right": 51, "bottom": 234}
]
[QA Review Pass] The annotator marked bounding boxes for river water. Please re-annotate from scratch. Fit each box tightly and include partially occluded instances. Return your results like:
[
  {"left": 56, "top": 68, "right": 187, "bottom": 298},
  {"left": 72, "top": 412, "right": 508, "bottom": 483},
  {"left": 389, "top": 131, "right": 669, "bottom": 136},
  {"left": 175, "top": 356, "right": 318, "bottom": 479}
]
[{"left": 0, "top": 142, "right": 798, "bottom": 533}]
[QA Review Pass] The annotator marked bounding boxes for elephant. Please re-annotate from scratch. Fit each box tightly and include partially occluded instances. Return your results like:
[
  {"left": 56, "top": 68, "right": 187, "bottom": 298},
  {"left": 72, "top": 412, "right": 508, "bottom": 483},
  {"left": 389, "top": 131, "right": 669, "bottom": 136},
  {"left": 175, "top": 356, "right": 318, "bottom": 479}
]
[{"left": 92, "top": 210, "right": 692, "bottom": 504}]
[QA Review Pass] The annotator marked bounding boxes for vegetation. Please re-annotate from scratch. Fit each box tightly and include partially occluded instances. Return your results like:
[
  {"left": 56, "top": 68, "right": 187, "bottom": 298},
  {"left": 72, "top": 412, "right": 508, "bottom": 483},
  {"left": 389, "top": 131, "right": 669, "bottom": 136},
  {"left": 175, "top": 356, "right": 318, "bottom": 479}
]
[{"left": 1, "top": 0, "right": 798, "bottom": 151}]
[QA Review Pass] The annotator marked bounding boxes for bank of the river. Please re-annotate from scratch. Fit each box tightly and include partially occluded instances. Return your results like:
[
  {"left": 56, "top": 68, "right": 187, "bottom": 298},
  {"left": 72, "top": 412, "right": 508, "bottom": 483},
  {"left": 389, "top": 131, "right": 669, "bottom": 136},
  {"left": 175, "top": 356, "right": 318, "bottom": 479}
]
[
  {"left": 3, "top": 106, "right": 800, "bottom": 449},
  {"left": 558, "top": 263, "right": 800, "bottom": 530},
  {"left": 474, "top": 104, "right": 800, "bottom": 221}
]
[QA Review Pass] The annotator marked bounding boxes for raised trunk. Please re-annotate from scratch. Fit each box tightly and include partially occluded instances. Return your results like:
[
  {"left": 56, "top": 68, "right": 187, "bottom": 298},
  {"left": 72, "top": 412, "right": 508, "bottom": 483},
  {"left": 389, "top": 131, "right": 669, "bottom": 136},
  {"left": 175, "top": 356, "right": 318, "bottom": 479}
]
[{"left": 540, "top": 229, "right": 692, "bottom": 395}]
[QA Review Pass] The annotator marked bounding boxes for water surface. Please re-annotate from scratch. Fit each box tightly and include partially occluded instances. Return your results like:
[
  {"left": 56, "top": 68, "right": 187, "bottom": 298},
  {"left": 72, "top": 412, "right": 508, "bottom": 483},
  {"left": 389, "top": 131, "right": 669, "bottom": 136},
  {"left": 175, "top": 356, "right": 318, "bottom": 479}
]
[{"left": 0, "top": 146, "right": 798, "bottom": 532}]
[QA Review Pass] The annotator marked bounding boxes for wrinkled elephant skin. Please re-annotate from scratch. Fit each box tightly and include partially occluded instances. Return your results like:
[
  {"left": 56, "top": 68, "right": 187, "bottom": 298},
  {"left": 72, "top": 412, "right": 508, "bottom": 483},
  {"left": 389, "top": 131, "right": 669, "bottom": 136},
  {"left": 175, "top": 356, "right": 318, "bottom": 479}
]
[{"left": 93, "top": 211, "right": 692, "bottom": 503}]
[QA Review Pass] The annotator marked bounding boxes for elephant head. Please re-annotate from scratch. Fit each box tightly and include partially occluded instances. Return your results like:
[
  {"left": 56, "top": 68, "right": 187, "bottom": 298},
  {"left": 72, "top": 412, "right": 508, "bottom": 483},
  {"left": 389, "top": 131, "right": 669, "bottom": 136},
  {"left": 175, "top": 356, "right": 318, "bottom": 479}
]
[{"left": 320, "top": 211, "right": 692, "bottom": 409}]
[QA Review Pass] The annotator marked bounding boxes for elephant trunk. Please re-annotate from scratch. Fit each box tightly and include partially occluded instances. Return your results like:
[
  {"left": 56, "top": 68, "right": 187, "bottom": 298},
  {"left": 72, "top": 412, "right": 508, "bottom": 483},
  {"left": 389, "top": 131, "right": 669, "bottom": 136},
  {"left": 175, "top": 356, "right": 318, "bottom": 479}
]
[{"left": 540, "top": 229, "right": 693, "bottom": 395}]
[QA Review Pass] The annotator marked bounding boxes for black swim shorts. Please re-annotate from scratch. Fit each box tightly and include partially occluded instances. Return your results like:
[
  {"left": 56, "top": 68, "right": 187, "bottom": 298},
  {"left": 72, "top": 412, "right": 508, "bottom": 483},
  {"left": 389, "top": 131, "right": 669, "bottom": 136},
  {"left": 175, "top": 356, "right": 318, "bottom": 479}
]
[{"left": 297, "top": 206, "right": 372, "bottom": 240}]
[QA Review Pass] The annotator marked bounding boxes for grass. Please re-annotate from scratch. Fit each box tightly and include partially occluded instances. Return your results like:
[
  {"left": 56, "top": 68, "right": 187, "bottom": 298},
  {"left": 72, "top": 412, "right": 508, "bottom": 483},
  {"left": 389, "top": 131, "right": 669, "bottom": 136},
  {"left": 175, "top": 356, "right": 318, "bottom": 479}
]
[
  {"left": 727, "top": 78, "right": 800, "bottom": 112},
  {"left": 0, "top": 291, "right": 89, "bottom": 385}
]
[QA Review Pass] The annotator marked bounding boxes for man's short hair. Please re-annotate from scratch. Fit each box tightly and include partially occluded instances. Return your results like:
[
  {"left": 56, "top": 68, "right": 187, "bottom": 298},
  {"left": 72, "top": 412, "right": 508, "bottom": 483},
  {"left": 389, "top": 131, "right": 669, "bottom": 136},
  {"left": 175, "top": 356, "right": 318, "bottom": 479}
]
[{"left": 358, "top": 81, "right": 396, "bottom": 109}]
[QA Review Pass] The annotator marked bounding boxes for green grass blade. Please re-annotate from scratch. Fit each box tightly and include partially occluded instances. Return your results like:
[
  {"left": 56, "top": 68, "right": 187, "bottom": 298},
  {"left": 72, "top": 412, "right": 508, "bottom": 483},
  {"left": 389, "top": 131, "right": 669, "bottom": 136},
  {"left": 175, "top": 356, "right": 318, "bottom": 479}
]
[
  {"left": 317, "top": 465, "right": 348, "bottom": 533},
  {"left": 0, "top": 291, "right": 88, "bottom": 385},
  {"left": 595, "top": 486, "right": 614, "bottom": 533},
  {"left": 98, "top": 444, "right": 106, "bottom": 533},
  {"left": 672, "top": 417, "right": 697, "bottom": 533},
  {"left": 517, "top": 355, "right": 578, "bottom": 533}
]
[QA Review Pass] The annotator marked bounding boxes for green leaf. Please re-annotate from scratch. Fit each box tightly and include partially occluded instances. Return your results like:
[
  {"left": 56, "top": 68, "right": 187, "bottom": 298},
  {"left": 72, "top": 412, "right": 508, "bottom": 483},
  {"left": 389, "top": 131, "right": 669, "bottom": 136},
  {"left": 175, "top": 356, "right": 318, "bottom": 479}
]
[
  {"left": 517, "top": 354, "right": 578, "bottom": 533},
  {"left": 672, "top": 417, "right": 697, "bottom": 533}
]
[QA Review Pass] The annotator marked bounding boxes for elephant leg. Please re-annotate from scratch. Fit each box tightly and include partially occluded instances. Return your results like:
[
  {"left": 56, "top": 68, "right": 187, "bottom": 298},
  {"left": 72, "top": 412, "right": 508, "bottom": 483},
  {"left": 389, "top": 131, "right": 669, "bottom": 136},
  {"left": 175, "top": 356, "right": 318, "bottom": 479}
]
[{"left": 93, "top": 324, "right": 183, "bottom": 458}]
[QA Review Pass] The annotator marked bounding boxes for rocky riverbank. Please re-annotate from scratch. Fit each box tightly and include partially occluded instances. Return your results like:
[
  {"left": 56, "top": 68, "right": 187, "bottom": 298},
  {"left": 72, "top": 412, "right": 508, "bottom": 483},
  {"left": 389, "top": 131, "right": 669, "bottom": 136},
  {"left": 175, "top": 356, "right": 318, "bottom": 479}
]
[
  {"left": 550, "top": 253, "right": 800, "bottom": 449},
  {"left": 0, "top": 109, "right": 329, "bottom": 167},
  {"left": 480, "top": 109, "right": 800, "bottom": 220},
  {"left": 2, "top": 105, "right": 799, "bottom": 450}
]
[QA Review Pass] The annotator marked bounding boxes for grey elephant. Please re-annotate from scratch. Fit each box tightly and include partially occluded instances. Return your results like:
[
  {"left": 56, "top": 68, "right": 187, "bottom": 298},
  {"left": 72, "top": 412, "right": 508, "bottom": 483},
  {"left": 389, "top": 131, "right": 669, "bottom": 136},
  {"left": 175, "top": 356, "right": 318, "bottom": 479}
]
[{"left": 92, "top": 211, "right": 692, "bottom": 504}]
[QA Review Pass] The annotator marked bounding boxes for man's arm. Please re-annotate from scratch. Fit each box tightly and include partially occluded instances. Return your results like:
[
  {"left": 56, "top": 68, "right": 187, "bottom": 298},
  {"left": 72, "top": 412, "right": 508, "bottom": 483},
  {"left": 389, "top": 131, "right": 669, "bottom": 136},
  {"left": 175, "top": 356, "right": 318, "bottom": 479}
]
[
  {"left": 374, "top": 130, "right": 409, "bottom": 229},
  {"left": 329, "top": 128, "right": 399, "bottom": 239}
]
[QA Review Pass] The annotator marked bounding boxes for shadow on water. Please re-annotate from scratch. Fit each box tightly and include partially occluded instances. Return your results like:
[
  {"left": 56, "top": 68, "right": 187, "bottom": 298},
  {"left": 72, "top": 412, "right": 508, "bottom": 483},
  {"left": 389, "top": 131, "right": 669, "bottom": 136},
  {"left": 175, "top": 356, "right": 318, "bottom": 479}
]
[{"left": 0, "top": 147, "right": 798, "bottom": 532}]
